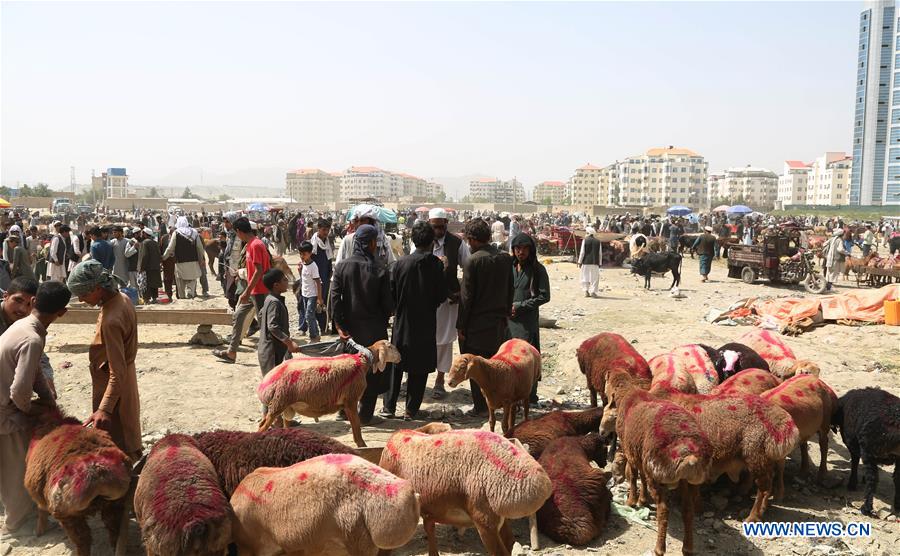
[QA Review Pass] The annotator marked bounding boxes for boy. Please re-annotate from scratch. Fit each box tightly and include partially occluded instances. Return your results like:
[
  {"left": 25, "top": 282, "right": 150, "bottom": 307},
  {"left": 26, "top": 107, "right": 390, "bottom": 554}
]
[
  {"left": 0, "top": 281, "right": 70, "bottom": 533},
  {"left": 258, "top": 268, "right": 299, "bottom": 380},
  {"left": 7, "top": 235, "right": 35, "bottom": 281},
  {"left": 297, "top": 241, "right": 324, "bottom": 342}
]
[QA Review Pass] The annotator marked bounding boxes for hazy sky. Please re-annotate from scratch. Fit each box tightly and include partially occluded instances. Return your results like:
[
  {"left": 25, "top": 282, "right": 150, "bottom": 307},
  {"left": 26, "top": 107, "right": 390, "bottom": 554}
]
[{"left": 1, "top": 1, "right": 862, "bottom": 191}]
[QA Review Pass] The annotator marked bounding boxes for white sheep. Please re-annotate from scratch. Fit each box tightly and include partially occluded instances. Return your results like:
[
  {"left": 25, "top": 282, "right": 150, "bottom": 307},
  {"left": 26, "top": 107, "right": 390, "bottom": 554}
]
[
  {"left": 447, "top": 339, "right": 541, "bottom": 433},
  {"left": 256, "top": 340, "right": 401, "bottom": 447}
]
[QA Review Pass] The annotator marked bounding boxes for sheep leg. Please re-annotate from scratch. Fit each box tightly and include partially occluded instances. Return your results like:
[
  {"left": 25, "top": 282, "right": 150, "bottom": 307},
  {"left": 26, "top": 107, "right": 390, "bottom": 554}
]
[
  {"left": 745, "top": 469, "right": 773, "bottom": 522},
  {"left": 649, "top": 481, "right": 669, "bottom": 556},
  {"left": 847, "top": 445, "right": 860, "bottom": 490},
  {"left": 499, "top": 519, "right": 515, "bottom": 552},
  {"left": 257, "top": 410, "right": 278, "bottom": 432},
  {"left": 774, "top": 460, "right": 785, "bottom": 501},
  {"left": 816, "top": 428, "right": 829, "bottom": 484},
  {"left": 344, "top": 403, "right": 366, "bottom": 448},
  {"left": 488, "top": 407, "right": 497, "bottom": 433},
  {"left": 470, "top": 509, "right": 509, "bottom": 556},
  {"left": 528, "top": 513, "right": 540, "bottom": 550},
  {"left": 423, "top": 518, "right": 439, "bottom": 556},
  {"left": 625, "top": 460, "right": 639, "bottom": 507},
  {"left": 59, "top": 516, "right": 92, "bottom": 556},
  {"left": 522, "top": 398, "right": 530, "bottom": 422},
  {"left": 892, "top": 458, "right": 899, "bottom": 512},
  {"left": 680, "top": 482, "right": 696, "bottom": 556},
  {"left": 114, "top": 483, "right": 135, "bottom": 556},
  {"left": 800, "top": 441, "right": 810, "bottom": 475},
  {"left": 35, "top": 509, "right": 48, "bottom": 536},
  {"left": 637, "top": 465, "right": 650, "bottom": 507},
  {"left": 100, "top": 498, "right": 124, "bottom": 550},
  {"left": 860, "top": 453, "right": 878, "bottom": 516},
  {"left": 500, "top": 404, "right": 513, "bottom": 434},
  {"left": 589, "top": 383, "right": 598, "bottom": 408}
]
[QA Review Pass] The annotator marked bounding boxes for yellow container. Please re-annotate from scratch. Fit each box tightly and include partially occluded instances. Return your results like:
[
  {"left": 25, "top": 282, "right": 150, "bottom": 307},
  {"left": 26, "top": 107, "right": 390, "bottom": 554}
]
[{"left": 886, "top": 299, "right": 900, "bottom": 326}]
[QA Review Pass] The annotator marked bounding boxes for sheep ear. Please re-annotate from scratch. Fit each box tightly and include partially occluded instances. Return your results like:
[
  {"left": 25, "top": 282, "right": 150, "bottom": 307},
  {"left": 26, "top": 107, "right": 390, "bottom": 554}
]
[{"left": 373, "top": 347, "right": 387, "bottom": 373}]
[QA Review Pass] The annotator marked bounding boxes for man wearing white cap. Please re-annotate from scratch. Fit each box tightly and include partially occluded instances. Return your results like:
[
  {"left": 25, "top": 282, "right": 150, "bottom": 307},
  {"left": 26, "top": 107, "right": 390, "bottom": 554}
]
[
  {"left": 2, "top": 225, "right": 21, "bottom": 262},
  {"left": 427, "top": 208, "right": 470, "bottom": 399},
  {"left": 577, "top": 226, "right": 602, "bottom": 297},
  {"left": 335, "top": 207, "right": 395, "bottom": 267},
  {"left": 126, "top": 227, "right": 143, "bottom": 291}
]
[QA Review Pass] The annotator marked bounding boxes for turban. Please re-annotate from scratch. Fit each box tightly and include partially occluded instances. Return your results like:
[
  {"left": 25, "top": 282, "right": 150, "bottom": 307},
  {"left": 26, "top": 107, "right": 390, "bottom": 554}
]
[
  {"left": 354, "top": 205, "right": 379, "bottom": 221},
  {"left": 428, "top": 208, "right": 448, "bottom": 220},
  {"left": 585, "top": 226, "right": 595, "bottom": 235},
  {"left": 67, "top": 260, "right": 124, "bottom": 297}
]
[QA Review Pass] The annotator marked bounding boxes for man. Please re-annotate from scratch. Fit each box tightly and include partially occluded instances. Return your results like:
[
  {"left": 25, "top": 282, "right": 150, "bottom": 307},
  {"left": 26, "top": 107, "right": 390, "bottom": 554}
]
[
  {"left": 110, "top": 226, "right": 130, "bottom": 285},
  {"left": 335, "top": 207, "right": 395, "bottom": 267},
  {"left": 490, "top": 217, "right": 506, "bottom": 247},
  {"left": 0, "top": 281, "right": 69, "bottom": 533},
  {"left": 428, "top": 208, "right": 469, "bottom": 399},
  {"left": 162, "top": 216, "right": 205, "bottom": 299},
  {"left": 137, "top": 228, "right": 162, "bottom": 303},
  {"left": 126, "top": 227, "right": 141, "bottom": 291},
  {"left": 822, "top": 228, "right": 849, "bottom": 291},
  {"left": 0, "top": 278, "right": 57, "bottom": 398},
  {"left": 89, "top": 226, "right": 115, "bottom": 270},
  {"left": 213, "top": 217, "right": 270, "bottom": 363},
  {"left": 222, "top": 212, "right": 241, "bottom": 309},
  {"left": 508, "top": 215, "right": 521, "bottom": 254},
  {"left": 861, "top": 225, "right": 876, "bottom": 258},
  {"left": 382, "top": 221, "right": 447, "bottom": 420},
  {"left": 310, "top": 218, "right": 335, "bottom": 333},
  {"left": 6, "top": 235, "right": 33, "bottom": 282},
  {"left": 26, "top": 227, "right": 43, "bottom": 281},
  {"left": 668, "top": 218, "right": 683, "bottom": 253},
  {"left": 577, "top": 226, "right": 602, "bottom": 297},
  {"left": 508, "top": 233, "right": 550, "bottom": 404},
  {"left": 331, "top": 224, "right": 393, "bottom": 424},
  {"left": 715, "top": 221, "right": 731, "bottom": 259},
  {"left": 693, "top": 226, "right": 718, "bottom": 282},
  {"left": 457, "top": 218, "right": 514, "bottom": 417},
  {"left": 47, "top": 225, "right": 72, "bottom": 282}
]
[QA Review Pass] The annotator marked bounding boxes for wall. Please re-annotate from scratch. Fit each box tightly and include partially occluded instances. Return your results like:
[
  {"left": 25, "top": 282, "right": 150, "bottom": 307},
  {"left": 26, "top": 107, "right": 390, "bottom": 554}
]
[{"left": 104, "top": 197, "right": 168, "bottom": 210}]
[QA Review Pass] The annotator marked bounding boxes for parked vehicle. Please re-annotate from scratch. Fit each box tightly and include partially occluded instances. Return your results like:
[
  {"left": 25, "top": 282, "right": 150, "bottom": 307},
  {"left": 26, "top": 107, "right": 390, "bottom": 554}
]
[
  {"left": 727, "top": 228, "right": 826, "bottom": 294},
  {"left": 51, "top": 198, "right": 73, "bottom": 214}
]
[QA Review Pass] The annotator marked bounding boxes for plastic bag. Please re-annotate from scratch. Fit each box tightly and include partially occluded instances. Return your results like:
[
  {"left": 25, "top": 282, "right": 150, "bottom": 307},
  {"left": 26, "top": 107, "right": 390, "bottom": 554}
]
[{"left": 297, "top": 339, "right": 353, "bottom": 358}]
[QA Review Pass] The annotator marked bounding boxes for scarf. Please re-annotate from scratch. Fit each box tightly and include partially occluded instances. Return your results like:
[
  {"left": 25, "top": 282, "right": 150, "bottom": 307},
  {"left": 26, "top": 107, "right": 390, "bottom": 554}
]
[
  {"left": 67, "top": 259, "right": 125, "bottom": 297},
  {"left": 312, "top": 232, "right": 333, "bottom": 260},
  {"left": 175, "top": 216, "right": 198, "bottom": 241}
]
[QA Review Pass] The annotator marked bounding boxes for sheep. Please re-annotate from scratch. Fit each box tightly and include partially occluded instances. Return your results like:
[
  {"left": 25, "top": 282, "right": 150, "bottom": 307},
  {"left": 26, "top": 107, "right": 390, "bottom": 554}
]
[
  {"left": 133, "top": 434, "right": 232, "bottom": 556},
  {"left": 600, "top": 369, "right": 711, "bottom": 555},
  {"left": 230, "top": 453, "right": 420, "bottom": 556},
  {"left": 738, "top": 329, "right": 821, "bottom": 378},
  {"left": 506, "top": 407, "right": 604, "bottom": 458},
  {"left": 661, "top": 344, "right": 719, "bottom": 393},
  {"left": 447, "top": 338, "right": 541, "bottom": 433},
  {"left": 536, "top": 433, "right": 612, "bottom": 546},
  {"left": 832, "top": 387, "right": 900, "bottom": 516},
  {"left": 193, "top": 427, "right": 356, "bottom": 496},
  {"left": 380, "top": 424, "right": 553, "bottom": 556},
  {"left": 24, "top": 406, "right": 133, "bottom": 556},
  {"left": 714, "top": 342, "right": 770, "bottom": 380},
  {"left": 256, "top": 340, "right": 401, "bottom": 447},
  {"left": 576, "top": 332, "right": 651, "bottom": 407},
  {"left": 649, "top": 353, "right": 699, "bottom": 394},
  {"left": 648, "top": 385, "right": 799, "bottom": 522},
  {"left": 760, "top": 375, "right": 838, "bottom": 498},
  {"left": 711, "top": 368, "right": 782, "bottom": 397}
]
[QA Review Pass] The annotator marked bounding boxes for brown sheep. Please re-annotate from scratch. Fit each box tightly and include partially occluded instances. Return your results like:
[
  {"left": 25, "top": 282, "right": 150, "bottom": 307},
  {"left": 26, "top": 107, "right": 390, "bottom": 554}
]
[
  {"left": 649, "top": 386, "right": 799, "bottom": 522},
  {"left": 447, "top": 339, "right": 541, "bottom": 433},
  {"left": 230, "top": 453, "right": 420, "bottom": 555},
  {"left": 536, "top": 434, "right": 611, "bottom": 546},
  {"left": 506, "top": 407, "right": 604, "bottom": 458},
  {"left": 380, "top": 425, "right": 553, "bottom": 556},
  {"left": 256, "top": 340, "right": 401, "bottom": 447},
  {"left": 649, "top": 353, "right": 698, "bottom": 394},
  {"left": 133, "top": 434, "right": 233, "bottom": 556},
  {"left": 761, "top": 375, "right": 838, "bottom": 497},
  {"left": 576, "top": 332, "right": 651, "bottom": 407},
  {"left": 738, "top": 329, "right": 820, "bottom": 378},
  {"left": 663, "top": 344, "right": 719, "bottom": 393},
  {"left": 24, "top": 406, "right": 133, "bottom": 556},
  {"left": 601, "top": 370, "right": 711, "bottom": 555},
  {"left": 711, "top": 368, "right": 781, "bottom": 396}
]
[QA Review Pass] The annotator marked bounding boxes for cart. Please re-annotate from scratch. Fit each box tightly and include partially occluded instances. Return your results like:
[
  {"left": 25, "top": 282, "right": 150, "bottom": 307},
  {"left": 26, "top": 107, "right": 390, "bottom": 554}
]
[
  {"left": 727, "top": 229, "right": 826, "bottom": 294},
  {"left": 855, "top": 266, "right": 900, "bottom": 287}
]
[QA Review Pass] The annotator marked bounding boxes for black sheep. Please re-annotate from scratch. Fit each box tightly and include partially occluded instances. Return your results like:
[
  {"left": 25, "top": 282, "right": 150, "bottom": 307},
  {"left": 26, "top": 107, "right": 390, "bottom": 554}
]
[
  {"left": 832, "top": 388, "right": 900, "bottom": 516},
  {"left": 713, "top": 342, "right": 770, "bottom": 381},
  {"left": 193, "top": 428, "right": 355, "bottom": 496}
]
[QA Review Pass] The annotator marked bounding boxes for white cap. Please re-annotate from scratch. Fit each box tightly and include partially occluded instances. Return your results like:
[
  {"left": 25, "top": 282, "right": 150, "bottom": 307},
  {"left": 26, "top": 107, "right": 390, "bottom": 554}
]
[
  {"left": 585, "top": 226, "right": 595, "bottom": 234},
  {"left": 9, "top": 225, "right": 21, "bottom": 233},
  {"left": 132, "top": 226, "right": 142, "bottom": 234},
  {"left": 354, "top": 205, "right": 379, "bottom": 220},
  {"left": 705, "top": 226, "right": 713, "bottom": 232},
  {"left": 52, "top": 220, "right": 61, "bottom": 226},
  {"left": 250, "top": 221, "right": 258, "bottom": 230},
  {"left": 142, "top": 227, "right": 154, "bottom": 235},
  {"left": 428, "top": 208, "right": 448, "bottom": 220}
]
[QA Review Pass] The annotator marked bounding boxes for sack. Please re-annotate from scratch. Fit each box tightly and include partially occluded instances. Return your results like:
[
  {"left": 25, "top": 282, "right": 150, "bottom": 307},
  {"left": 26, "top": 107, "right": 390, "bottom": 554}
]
[{"left": 297, "top": 339, "right": 354, "bottom": 358}]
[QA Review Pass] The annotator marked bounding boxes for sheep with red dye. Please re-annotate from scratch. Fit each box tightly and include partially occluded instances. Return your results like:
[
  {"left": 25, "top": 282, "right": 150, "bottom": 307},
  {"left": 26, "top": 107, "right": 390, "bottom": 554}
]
[
  {"left": 647, "top": 384, "right": 799, "bottom": 522},
  {"left": 576, "top": 332, "right": 651, "bottom": 407},
  {"left": 659, "top": 344, "right": 719, "bottom": 393},
  {"left": 506, "top": 407, "right": 604, "bottom": 458},
  {"left": 230, "top": 453, "right": 420, "bottom": 555},
  {"left": 255, "top": 340, "right": 401, "bottom": 447},
  {"left": 193, "top": 427, "right": 355, "bottom": 496},
  {"left": 649, "top": 353, "right": 699, "bottom": 394},
  {"left": 738, "top": 329, "right": 821, "bottom": 378},
  {"left": 24, "top": 406, "right": 133, "bottom": 556},
  {"left": 761, "top": 375, "right": 838, "bottom": 498},
  {"left": 133, "top": 434, "right": 232, "bottom": 556},
  {"left": 447, "top": 338, "right": 541, "bottom": 433},
  {"left": 379, "top": 424, "right": 553, "bottom": 556},
  {"left": 600, "top": 370, "right": 711, "bottom": 556},
  {"left": 536, "top": 433, "right": 611, "bottom": 546},
  {"left": 711, "top": 368, "right": 782, "bottom": 396},
  {"left": 832, "top": 387, "right": 900, "bottom": 516}
]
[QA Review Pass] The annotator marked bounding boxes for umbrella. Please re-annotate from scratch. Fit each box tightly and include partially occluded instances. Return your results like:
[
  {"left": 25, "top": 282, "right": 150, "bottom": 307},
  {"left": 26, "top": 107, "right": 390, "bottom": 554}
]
[
  {"left": 687, "top": 213, "right": 700, "bottom": 224},
  {"left": 346, "top": 204, "right": 398, "bottom": 224},
  {"left": 712, "top": 205, "right": 730, "bottom": 212},
  {"left": 247, "top": 202, "right": 270, "bottom": 212},
  {"left": 0, "top": 198, "right": 10, "bottom": 208},
  {"left": 414, "top": 206, "right": 430, "bottom": 213},
  {"left": 667, "top": 205, "right": 692, "bottom": 216},
  {"left": 727, "top": 205, "right": 753, "bottom": 215}
]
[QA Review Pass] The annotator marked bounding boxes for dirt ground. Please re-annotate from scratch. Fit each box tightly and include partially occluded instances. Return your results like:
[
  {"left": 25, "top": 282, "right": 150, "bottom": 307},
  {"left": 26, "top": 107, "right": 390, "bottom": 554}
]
[{"left": 2, "top": 249, "right": 899, "bottom": 556}]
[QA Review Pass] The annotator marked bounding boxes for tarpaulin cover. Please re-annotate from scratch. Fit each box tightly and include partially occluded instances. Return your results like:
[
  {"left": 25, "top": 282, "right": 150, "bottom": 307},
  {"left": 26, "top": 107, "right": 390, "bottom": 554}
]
[{"left": 752, "top": 284, "right": 899, "bottom": 325}]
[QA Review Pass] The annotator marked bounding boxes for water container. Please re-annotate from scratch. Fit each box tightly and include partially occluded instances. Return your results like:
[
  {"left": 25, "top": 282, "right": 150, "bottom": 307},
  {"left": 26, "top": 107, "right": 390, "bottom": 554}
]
[
  {"left": 886, "top": 299, "right": 900, "bottom": 326},
  {"left": 121, "top": 287, "right": 138, "bottom": 305}
]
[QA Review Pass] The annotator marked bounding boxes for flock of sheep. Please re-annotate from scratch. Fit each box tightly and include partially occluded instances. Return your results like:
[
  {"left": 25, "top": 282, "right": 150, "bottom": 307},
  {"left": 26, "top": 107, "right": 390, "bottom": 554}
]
[{"left": 19, "top": 329, "right": 900, "bottom": 556}]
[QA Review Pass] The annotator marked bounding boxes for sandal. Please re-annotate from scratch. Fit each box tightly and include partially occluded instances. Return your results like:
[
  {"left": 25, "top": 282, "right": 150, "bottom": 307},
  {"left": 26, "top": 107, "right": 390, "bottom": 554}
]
[
  {"left": 212, "top": 349, "right": 235, "bottom": 364},
  {"left": 431, "top": 384, "right": 446, "bottom": 400}
]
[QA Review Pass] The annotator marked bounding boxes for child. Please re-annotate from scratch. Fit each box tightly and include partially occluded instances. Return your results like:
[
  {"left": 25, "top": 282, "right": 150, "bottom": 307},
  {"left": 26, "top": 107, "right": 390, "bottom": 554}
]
[
  {"left": 258, "top": 269, "right": 299, "bottom": 381},
  {"left": 297, "top": 241, "right": 324, "bottom": 342}
]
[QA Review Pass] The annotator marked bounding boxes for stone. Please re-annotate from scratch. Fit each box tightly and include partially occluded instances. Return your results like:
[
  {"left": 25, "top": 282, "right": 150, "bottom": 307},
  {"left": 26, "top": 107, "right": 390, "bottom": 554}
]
[
  {"left": 555, "top": 387, "right": 567, "bottom": 395},
  {"left": 710, "top": 495, "right": 728, "bottom": 511},
  {"left": 429, "top": 407, "right": 445, "bottom": 420},
  {"left": 702, "top": 511, "right": 714, "bottom": 518},
  {"left": 511, "top": 542, "right": 525, "bottom": 556},
  {"left": 189, "top": 324, "right": 223, "bottom": 346}
]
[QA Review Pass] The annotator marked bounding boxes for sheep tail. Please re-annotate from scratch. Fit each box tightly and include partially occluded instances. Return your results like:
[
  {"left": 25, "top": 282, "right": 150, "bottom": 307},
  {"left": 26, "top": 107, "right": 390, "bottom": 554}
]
[{"left": 764, "top": 421, "right": 800, "bottom": 462}]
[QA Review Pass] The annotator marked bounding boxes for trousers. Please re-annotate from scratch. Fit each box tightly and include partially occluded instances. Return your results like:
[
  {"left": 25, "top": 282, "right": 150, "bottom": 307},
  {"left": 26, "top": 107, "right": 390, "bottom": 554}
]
[
  {"left": 228, "top": 293, "right": 267, "bottom": 354},
  {"left": 0, "top": 429, "right": 34, "bottom": 531},
  {"left": 383, "top": 370, "right": 428, "bottom": 417}
]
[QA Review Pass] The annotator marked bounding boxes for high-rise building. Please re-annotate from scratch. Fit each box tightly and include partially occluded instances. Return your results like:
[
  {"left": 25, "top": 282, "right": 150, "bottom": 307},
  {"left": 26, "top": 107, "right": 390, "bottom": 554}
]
[
  {"left": 532, "top": 181, "right": 567, "bottom": 204},
  {"left": 468, "top": 178, "right": 525, "bottom": 203},
  {"left": 567, "top": 164, "right": 602, "bottom": 205},
  {"left": 285, "top": 169, "right": 341, "bottom": 205},
  {"left": 340, "top": 166, "right": 396, "bottom": 201},
  {"left": 709, "top": 166, "right": 779, "bottom": 209},
  {"left": 850, "top": 0, "right": 900, "bottom": 206}
]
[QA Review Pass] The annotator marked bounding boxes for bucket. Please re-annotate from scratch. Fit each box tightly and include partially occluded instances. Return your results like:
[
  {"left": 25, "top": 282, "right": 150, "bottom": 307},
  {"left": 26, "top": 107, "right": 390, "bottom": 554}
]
[
  {"left": 121, "top": 287, "right": 138, "bottom": 305},
  {"left": 886, "top": 299, "right": 900, "bottom": 326}
]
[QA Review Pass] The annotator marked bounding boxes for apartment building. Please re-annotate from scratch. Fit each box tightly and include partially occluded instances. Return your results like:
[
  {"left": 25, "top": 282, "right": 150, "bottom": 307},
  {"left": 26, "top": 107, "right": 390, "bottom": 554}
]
[
  {"left": 609, "top": 147, "right": 708, "bottom": 207},
  {"left": 567, "top": 164, "right": 602, "bottom": 205},
  {"left": 92, "top": 168, "right": 129, "bottom": 199},
  {"left": 778, "top": 161, "right": 811, "bottom": 207},
  {"left": 285, "top": 168, "right": 341, "bottom": 205},
  {"left": 339, "top": 166, "right": 400, "bottom": 201},
  {"left": 425, "top": 181, "right": 445, "bottom": 200},
  {"left": 468, "top": 177, "right": 526, "bottom": 203},
  {"left": 709, "top": 166, "right": 779, "bottom": 209},
  {"left": 807, "top": 152, "right": 852, "bottom": 206},
  {"left": 532, "top": 181, "right": 567, "bottom": 204}
]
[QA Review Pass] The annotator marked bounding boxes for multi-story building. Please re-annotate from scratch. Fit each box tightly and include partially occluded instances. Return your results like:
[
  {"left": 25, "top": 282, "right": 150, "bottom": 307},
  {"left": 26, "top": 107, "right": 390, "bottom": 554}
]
[
  {"left": 468, "top": 178, "right": 525, "bottom": 203},
  {"left": 285, "top": 169, "right": 341, "bottom": 205},
  {"left": 567, "top": 164, "right": 602, "bottom": 205},
  {"left": 610, "top": 147, "right": 708, "bottom": 208},
  {"left": 397, "top": 173, "right": 428, "bottom": 198},
  {"left": 807, "top": 152, "right": 852, "bottom": 206},
  {"left": 709, "top": 166, "right": 779, "bottom": 209},
  {"left": 425, "top": 181, "right": 445, "bottom": 200},
  {"left": 339, "top": 166, "right": 395, "bottom": 201},
  {"left": 850, "top": 0, "right": 900, "bottom": 206},
  {"left": 92, "top": 168, "right": 129, "bottom": 199},
  {"left": 532, "top": 181, "right": 567, "bottom": 204},
  {"left": 778, "top": 161, "right": 811, "bottom": 207}
]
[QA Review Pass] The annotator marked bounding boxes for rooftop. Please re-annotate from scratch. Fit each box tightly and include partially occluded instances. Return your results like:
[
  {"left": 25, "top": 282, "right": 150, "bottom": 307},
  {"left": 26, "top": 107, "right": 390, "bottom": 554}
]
[
  {"left": 472, "top": 177, "right": 500, "bottom": 184},
  {"left": 577, "top": 163, "right": 603, "bottom": 170},
  {"left": 646, "top": 146, "right": 700, "bottom": 157},
  {"left": 289, "top": 168, "right": 330, "bottom": 175},
  {"left": 348, "top": 166, "right": 386, "bottom": 174},
  {"left": 785, "top": 160, "right": 811, "bottom": 169},
  {"left": 539, "top": 181, "right": 566, "bottom": 187}
]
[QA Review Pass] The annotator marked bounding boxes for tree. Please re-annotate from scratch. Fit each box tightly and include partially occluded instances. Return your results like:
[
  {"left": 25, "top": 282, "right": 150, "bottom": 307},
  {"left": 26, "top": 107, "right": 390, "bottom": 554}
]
[
  {"left": 19, "top": 184, "right": 33, "bottom": 197},
  {"left": 0, "top": 186, "right": 11, "bottom": 198},
  {"left": 540, "top": 197, "right": 552, "bottom": 205},
  {"left": 33, "top": 183, "right": 53, "bottom": 197},
  {"left": 148, "top": 187, "right": 160, "bottom": 198},
  {"left": 218, "top": 194, "right": 232, "bottom": 201},
  {"left": 182, "top": 187, "right": 194, "bottom": 199}
]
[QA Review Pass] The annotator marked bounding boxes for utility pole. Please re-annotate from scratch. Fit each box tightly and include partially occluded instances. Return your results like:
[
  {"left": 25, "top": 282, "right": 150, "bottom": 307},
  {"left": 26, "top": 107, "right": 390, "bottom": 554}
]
[{"left": 70, "top": 166, "right": 76, "bottom": 194}]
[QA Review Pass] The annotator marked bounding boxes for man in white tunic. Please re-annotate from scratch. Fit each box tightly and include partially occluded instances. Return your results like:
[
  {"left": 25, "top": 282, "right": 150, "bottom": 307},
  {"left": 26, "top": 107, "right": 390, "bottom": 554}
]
[
  {"left": 578, "top": 226, "right": 602, "bottom": 297},
  {"left": 428, "top": 208, "right": 470, "bottom": 399},
  {"left": 162, "top": 216, "right": 205, "bottom": 298}
]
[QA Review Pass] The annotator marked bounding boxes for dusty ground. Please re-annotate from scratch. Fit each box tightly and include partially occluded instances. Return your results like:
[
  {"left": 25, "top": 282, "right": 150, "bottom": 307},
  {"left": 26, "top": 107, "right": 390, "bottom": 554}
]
[{"left": 3, "top": 249, "right": 899, "bottom": 556}]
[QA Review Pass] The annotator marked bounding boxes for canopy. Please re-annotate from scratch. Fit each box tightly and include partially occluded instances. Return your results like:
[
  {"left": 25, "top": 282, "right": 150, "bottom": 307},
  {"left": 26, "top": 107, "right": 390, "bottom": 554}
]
[
  {"left": 0, "top": 198, "right": 10, "bottom": 208},
  {"left": 346, "top": 204, "right": 398, "bottom": 224},
  {"left": 727, "top": 205, "right": 753, "bottom": 214},
  {"left": 666, "top": 205, "right": 692, "bottom": 216},
  {"left": 414, "top": 206, "right": 430, "bottom": 213},
  {"left": 247, "top": 202, "right": 270, "bottom": 212},
  {"left": 712, "top": 205, "right": 730, "bottom": 212}
]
